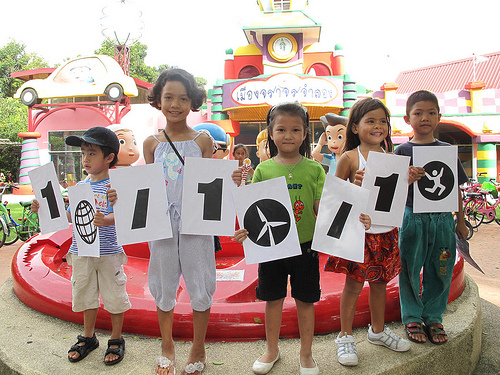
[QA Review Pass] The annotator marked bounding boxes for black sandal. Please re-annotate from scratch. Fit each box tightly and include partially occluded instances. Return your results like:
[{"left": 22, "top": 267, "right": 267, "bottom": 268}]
[
  {"left": 405, "top": 322, "right": 427, "bottom": 343},
  {"left": 104, "top": 337, "right": 125, "bottom": 366},
  {"left": 68, "top": 333, "right": 99, "bottom": 362},
  {"left": 424, "top": 323, "right": 448, "bottom": 345}
]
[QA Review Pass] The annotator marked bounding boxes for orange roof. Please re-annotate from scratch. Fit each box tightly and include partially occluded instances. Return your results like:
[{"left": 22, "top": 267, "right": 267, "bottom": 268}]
[{"left": 395, "top": 51, "right": 500, "bottom": 93}]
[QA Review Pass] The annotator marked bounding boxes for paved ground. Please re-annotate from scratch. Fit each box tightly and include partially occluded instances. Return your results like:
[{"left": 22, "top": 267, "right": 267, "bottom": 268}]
[{"left": 0, "top": 220, "right": 499, "bottom": 374}]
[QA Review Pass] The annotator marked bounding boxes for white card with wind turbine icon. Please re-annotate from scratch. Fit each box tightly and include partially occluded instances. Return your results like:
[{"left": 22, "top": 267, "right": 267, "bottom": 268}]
[{"left": 232, "top": 176, "right": 301, "bottom": 264}]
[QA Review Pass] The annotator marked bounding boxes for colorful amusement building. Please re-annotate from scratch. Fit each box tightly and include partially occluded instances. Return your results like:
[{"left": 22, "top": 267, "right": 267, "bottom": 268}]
[{"left": 10, "top": 0, "right": 500, "bottom": 190}]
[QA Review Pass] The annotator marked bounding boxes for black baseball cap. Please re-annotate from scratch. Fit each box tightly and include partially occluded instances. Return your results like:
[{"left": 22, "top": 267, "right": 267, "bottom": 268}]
[{"left": 65, "top": 126, "right": 120, "bottom": 154}]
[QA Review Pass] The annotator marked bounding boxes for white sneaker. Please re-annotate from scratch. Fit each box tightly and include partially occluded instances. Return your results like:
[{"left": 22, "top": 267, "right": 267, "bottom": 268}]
[
  {"left": 335, "top": 333, "right": 358, "bottom": 366},
  {"left": 367, "top": 325, "right": 411, "bottom": 352}
]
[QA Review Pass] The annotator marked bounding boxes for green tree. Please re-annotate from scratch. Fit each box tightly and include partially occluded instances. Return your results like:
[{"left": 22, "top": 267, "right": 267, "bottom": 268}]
[
  {"left": 0, "top": 97, "right": 27, "bottom": 141},
  {"left": 94, "top": 40, "right": 207, "bottom": 88},
  {"left": 0, "top": 39, "right": 48, "bottom": 98},
  {"left": 95, "top": 40, "right": 162, "bottom": 83},
  {"left": 0, "top": 98, "right": 25, "bottom": 178}
]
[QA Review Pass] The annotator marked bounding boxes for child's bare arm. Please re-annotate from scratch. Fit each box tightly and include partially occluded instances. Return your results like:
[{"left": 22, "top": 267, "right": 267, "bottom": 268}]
[
  {"left": 408, "top": 166, "right": 425, "bottom": 185},
  {"left": 455, "top": 190, "right": 468, "bottom": 240},
  {"left": 335, "top": 153, "right": 352, "bottom": 181},
  {"left": 31, "top": 199, "right": 39, "bottom": 213},
  {"left": 353, "top": 168, "right": 365, "bottom": 187},
  {"left": 360, "top": 213, "right": 371, "bottom": 230},
  {"left": 234, "top": 228, "right": 249, "bottom": 244},
  {"left": 313, "top": 199, "right": 320, "bottom": 216},
  {"left": 93, "top": 210, "right": 115, "bottom": 227},
  {"left": 33, "top": 198, "right": 72, "bottom": 222},
  {"left": 232, "top": 168, "right": 243, "bottom": 186},
  {"left": 106, "top": 184, "right": 117, "bottom": 207}
]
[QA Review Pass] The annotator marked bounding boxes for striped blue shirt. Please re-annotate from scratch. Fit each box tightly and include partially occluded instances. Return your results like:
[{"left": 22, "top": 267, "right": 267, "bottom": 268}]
[{"left": 68, "top": 178, "right": 123, "bottom": 256}]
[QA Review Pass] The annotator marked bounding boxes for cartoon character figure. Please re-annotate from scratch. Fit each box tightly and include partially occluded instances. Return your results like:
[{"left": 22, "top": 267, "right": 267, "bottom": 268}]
[
  {"left": 107, "top": 124, "right": 140, "bottom": 167},
  {"left": 312, "top": 113, "right": 347, "bottom": 175},
  {"left": 163, "top": 150, "right": 183, "bottom": 181},
  {"left": 256, "top": 129, "right": 270, "bottom": 162},
  {"left": 193, "top": 123, "right": 231, "bottom": 159},
  {"left": 293, "top": 197, "right": 304, "bottom": 222}
]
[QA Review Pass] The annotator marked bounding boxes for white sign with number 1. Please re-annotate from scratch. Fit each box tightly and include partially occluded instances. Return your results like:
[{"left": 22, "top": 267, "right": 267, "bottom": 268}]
[
  {"left": 28, "top": 162, "right": 69, "bottom": 234},
  {"left": 110, "top": 163, "right": 172, "bottom": 245},
  {"left": 312, "top": 174, "right": 369, "bottom": 262}
]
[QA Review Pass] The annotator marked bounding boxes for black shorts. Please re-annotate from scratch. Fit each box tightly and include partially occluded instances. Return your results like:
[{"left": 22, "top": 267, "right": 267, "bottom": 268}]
[{"left": 256, "top": 241, "right": 320, "bottom": 303}]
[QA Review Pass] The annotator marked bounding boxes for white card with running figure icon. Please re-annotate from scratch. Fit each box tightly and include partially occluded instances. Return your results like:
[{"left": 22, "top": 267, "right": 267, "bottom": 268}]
[
  {"left": 413, "top": 146, "right": 458, "bottom": 213},
  {"left": 312, "top": 174, "right": 369, "bottom": 262},
  {"left": 362, "top": 152, "right": 410, "bottom": 227},
  {"left": 28, "top": 162, "right": 69, "bottom": 234},
  {"left": 232, "top": 176, "right": 301, "bottom": 265},
  {"left": 67, "top": 182, "right": 100, "bottom": 257}
]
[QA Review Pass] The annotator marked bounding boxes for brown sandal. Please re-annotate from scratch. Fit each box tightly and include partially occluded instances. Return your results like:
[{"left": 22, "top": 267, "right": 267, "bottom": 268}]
[
  {"left": 405, "top": 322, "right": 427, "bottom": 343},
  {"left": 424, "top": 323, "right": 448, "bottom": 345}
]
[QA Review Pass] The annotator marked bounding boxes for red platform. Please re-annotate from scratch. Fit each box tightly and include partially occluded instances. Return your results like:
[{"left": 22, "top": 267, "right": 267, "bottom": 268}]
[{"left": 11, "top": 227, "right": 465, "bottom": 341}]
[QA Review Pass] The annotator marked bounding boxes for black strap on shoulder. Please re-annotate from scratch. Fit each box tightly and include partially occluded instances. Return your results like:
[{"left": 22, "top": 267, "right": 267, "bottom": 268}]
[{"left": 162, "top": 129, "right": 184, "bottom": 165}]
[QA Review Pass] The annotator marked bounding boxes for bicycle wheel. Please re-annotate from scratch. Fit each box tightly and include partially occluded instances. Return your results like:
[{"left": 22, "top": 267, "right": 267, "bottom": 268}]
[
  {"left": 481, "top": 200, "right": 496, "bottom": 224},
  {"left": 19, "top": 212, "right": 39, "bottom": 241},
  {"left": 464, "top": 199, "right": 483, "bottom": 228},
  {"left": 0, "top": 217, "right": 6, "bottom": 248},
  {"left": 3, "top": 220, "right": 19, "bottom": 245}
]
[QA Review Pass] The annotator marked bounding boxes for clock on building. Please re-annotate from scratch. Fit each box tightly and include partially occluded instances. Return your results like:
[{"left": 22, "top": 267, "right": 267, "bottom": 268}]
[{"left": 268, "top": 33, "right": 298, "bottom": 62}]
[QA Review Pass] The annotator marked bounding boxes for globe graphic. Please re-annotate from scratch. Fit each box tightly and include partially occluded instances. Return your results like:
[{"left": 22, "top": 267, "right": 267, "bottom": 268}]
[{"left": 74, "top": 200, "right": 97, "bottom": 244}]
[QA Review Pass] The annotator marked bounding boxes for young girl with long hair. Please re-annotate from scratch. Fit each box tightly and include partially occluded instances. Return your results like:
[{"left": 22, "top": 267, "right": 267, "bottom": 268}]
[{"left": 325, "top": 98, "right": 411, "bottom": 367}]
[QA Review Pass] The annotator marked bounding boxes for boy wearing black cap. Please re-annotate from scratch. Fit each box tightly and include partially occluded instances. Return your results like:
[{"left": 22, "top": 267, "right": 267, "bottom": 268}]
[{"left": 32, "top": 126, "right": 130, "bottom": 365}]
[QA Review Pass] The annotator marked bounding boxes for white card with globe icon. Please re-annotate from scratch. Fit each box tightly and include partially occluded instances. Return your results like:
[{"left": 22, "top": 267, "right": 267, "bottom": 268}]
[
  {"left": 28, "top": 162, "right": 70, "bottom": 234},
  {"left": 68, "top": 183, "right": 100, "bottom": 257},
  {"left": 413, "top": 146, "right": 458, "bottom": 213},
  {"left": 312, "top": 174, "right": 369, "bottom": 263},
  {"left": 232, "top": 176, "right": 301, "bottom": 265}
]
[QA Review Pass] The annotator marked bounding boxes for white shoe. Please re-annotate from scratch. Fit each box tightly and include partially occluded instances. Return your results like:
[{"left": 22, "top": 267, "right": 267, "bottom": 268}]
[
  {"left": 367, "top": 325, "right": 411, "bottom": 352},
  {"left": 299, "top": 358, "right": 319, "bottom": 375},
  {"left": 335, "top": 333, "right": 358, "bottom": 366},
  {"left": 252, "top": 352, "right": 280, "bottom": 374}
]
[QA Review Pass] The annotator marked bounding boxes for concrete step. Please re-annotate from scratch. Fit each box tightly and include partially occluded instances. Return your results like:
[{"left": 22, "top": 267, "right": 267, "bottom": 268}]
[{"left": 0, "top": 275, "right": 481, "bottom": 375}]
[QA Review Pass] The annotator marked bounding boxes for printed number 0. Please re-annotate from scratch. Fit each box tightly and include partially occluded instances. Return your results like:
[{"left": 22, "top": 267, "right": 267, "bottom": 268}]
[
  {"left": 198, "top": 178, "right": 223, "bottom": 221},
  {"left": 40, "top": 180, "right": 61, "bottom": 219}
]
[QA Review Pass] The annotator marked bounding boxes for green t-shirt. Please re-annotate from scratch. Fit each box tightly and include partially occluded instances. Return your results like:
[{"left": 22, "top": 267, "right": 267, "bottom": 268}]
[{"left": 253, "top": 157, "right": 325, "bottom": 243}]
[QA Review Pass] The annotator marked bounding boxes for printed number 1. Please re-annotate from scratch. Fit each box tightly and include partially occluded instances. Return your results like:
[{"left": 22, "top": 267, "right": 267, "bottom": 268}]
[
  {"left": 327, "top": 201, "right": 352, "bottom": 239},
  {"left": 198, "top": 178, "right": 223, "bottom": 221},
  {"left": 40, "top": 180, "right": 60, "bottom": 219},
  {"left": 131, "top": 188, "right": 149, "bottom": 229},
  {"left": 374, "top": 173, "right": 398, "bottom": 212}
]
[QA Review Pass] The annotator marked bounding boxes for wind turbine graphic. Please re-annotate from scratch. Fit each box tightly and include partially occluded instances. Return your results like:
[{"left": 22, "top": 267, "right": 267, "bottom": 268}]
[{"left": 256, "top": 205, "right": 288, "bottom": 246}]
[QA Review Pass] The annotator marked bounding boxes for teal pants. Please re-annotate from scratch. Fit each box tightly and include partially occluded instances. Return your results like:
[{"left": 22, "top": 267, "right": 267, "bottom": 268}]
[{"left": 398, "top": 207, "right": 456, "bottom": 325}]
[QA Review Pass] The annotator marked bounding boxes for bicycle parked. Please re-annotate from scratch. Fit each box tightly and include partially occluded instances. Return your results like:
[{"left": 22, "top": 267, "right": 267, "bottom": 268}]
[
  {"left": 0, "top": 183, "right": 40, "bottom": 247},
  {"left": 463, "top": 177, "right": 500, "bottom": 228}
]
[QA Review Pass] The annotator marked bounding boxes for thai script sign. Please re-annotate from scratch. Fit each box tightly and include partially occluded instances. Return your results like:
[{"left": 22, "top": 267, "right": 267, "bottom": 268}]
[{"left": 227, "top": 73, "right": 342, "bottom": 107}]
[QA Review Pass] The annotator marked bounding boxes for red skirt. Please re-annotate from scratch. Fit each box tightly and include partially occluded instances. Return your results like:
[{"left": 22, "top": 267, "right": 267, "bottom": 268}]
[{"left": 324, "top": 227, "right": 401, "bottom": 283}]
